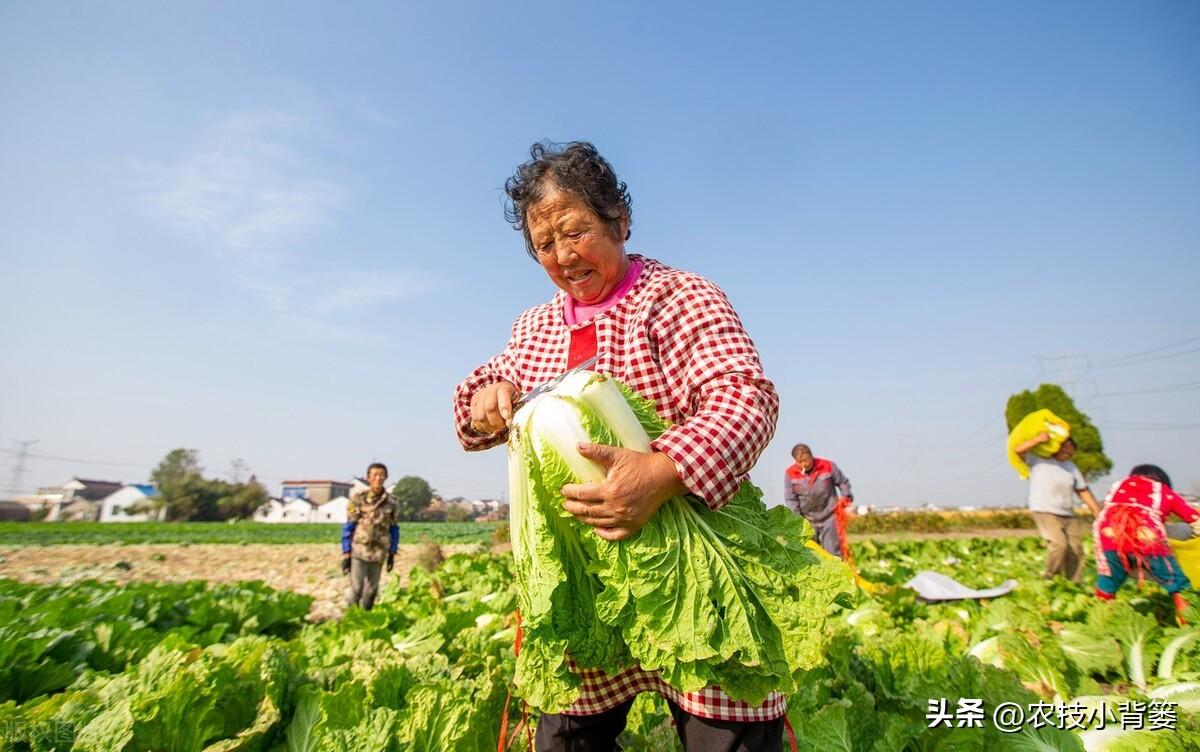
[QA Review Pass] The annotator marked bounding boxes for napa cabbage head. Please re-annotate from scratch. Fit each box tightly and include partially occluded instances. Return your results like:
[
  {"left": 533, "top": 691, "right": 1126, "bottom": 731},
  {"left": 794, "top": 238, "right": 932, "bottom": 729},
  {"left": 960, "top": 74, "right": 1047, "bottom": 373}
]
[{"left": 506, "top": 372, "right": 855, "bottom": 711}]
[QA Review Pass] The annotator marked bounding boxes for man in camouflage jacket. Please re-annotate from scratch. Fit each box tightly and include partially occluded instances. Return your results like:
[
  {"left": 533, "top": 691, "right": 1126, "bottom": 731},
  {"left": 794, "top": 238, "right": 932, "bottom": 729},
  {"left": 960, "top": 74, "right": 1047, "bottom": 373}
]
[{"left": 342, "top": 462, "right": 399, "bottom": 610}]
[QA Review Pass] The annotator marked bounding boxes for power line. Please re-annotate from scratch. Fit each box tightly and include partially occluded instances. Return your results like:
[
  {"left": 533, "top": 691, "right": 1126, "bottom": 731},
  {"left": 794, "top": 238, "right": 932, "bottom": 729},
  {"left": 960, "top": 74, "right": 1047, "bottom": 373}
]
[
  {"left": 1035, "top": 353, "right": 1098, "bottom": 399},
  {"left": 1093, "top": 380, "right": 1200, "bottom": 399},
  {"left": 1089, "top": 335, "right": 1200, "bottom": 368},
  {"left": 1089, "top": 346, "right": 1200, "bottom": 370},
  {"left": 0, "top": 447, "right": 146, "bottom": 468},
  {"left": 1106, "top": 421, "right": 1200, "bottom": 431},
  {"left": 927, "top": 415, "right": 1001, "bottom": 452}
]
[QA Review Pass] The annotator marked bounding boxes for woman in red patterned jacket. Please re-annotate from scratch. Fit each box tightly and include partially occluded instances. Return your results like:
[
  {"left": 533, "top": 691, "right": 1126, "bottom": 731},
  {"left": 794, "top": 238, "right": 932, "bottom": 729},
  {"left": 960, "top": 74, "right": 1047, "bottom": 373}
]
[
  {"left": 453, "top": 142, "right": 781, "bottom": 752},
  {"left": 1094, "top": 464, "right": 1200, "bottom": 624}
]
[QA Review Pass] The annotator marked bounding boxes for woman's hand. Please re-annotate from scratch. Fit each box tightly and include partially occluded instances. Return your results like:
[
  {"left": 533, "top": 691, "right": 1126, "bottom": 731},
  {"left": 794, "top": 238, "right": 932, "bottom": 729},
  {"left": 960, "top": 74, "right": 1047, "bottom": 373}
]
[
  {"left": 561, "top": 443, "right": 688, "bottom": 541},
  {"left": 470, "top": 381, "right": 519, "bottom": 434}
]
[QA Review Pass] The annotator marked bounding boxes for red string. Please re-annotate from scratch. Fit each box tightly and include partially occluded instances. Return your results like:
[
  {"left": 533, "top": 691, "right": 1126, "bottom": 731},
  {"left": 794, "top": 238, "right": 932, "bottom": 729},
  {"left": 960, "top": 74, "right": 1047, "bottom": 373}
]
[
  {"left": 496, "top": 692, "right": 512, "bottom": 752},
  {"left": 1174, "top": 593, "right": 1189, "bottom": 627},
  {"left": 834, "top": 497, "right": 855, "bottom": 565},
  {"left": 1104, "top": 505, "right": 1179, "bottom": 587},
  {"left": 783, "top": 714, "right": 799, "bottom": 752},
  {"left": 498, "top": 610, "right": 531, "bottom": 752}
]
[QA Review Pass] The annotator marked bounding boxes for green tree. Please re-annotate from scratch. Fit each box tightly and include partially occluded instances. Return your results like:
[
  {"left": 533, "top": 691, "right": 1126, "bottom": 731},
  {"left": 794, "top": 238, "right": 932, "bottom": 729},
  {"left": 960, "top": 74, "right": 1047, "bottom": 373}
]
[
  {"left": 391, "top": 476, "right": 435, "bottom": 521},
  {"left": 148, "top": 449, "right": 271, "bottom": 521},
  {"left": 159, "top": 474, "right": 222, "bottom": 521},
  {"left": 151, "top": 448, "right": 202, "bottom": 490},
  {"left": 149, "top": 448, "right": 203, "bottom": 520},
  {"left": 216, "top": 477, "right": 270, "bottom": 520},
  {"left": 1005, "top": 383, "right": 1113, "bottom": 480}
]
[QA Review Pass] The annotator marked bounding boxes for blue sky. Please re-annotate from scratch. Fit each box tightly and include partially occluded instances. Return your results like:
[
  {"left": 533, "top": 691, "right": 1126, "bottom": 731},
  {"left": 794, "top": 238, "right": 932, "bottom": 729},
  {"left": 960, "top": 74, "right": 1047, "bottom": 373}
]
[{"left": 1, "top": 1, "right": 1197, "bottom": 507}]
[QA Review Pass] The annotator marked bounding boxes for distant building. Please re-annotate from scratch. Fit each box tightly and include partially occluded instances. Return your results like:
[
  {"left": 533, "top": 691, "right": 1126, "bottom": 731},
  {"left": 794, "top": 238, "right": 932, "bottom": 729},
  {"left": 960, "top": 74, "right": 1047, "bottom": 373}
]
[
  {"left": 0, "top": 501, "right": 31, "bottom": 521},
  {"left": 100, "top": 484, "right": 163, "bottom": 523},
  {"left": 20, "top": 478, "right": 125, "bottom": 520},
  {"left": 53, "top": 478, "right": 124, "bottom": 501},
  {"left": 254, "top": 496, "right": 318, "bottom": 523},
  {"left": 470, "top": 499, "right": 503, "bottom": 517},
  {"left": 61, "top": 499, "right": 101, "bottom": 522},
  {"left": 280, "top": 480, "right": 351, "bottom": 506},
  {"left": 253, "top": 498, "right": 287, "bottom": 523},
  {"left": 313, "top": 496, "right": 349, "bottom": 523}
]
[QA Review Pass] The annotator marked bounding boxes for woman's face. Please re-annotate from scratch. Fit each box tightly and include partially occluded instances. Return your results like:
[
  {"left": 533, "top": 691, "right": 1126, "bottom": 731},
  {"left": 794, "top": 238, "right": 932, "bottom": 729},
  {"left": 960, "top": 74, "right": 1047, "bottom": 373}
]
[{"left": 526, "top": 187, "right": 629, "bottom": 303}]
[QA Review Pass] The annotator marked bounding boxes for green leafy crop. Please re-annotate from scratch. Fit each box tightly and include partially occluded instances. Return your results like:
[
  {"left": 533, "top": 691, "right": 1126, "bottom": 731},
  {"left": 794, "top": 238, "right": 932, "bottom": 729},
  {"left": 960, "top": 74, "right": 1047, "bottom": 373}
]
[{"left": 506, "top": 372, "right": 855, "bottom": 710}]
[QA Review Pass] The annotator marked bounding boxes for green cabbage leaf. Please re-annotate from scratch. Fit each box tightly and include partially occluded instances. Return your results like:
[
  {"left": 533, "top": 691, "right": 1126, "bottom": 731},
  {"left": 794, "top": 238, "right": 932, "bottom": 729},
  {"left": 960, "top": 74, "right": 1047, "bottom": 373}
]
[{"left": 507, "top": 372, "right": 855, "bottom": 711}]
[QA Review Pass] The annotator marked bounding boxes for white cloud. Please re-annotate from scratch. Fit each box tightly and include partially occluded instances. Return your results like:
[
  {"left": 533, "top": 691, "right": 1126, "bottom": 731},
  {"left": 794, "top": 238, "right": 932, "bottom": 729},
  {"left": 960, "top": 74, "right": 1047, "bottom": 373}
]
[
  {"left": 289, "top": 315, "right": 387, "bottom": 348},
  {"left": 150, "top": 109, "right": 347, "bottom": 255},
  {"left": 140, "top": 107, "right": 433, "bottom": 332},
  {"left": 313, "top": 271, "right": 435, "bottom": 314}
]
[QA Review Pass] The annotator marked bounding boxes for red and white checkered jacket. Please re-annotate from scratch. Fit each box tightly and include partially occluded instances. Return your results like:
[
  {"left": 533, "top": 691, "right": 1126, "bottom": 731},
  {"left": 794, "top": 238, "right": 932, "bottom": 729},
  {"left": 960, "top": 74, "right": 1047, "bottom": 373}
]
[{"left": 452, "top": 255, "right": 784, "bottom": 721}]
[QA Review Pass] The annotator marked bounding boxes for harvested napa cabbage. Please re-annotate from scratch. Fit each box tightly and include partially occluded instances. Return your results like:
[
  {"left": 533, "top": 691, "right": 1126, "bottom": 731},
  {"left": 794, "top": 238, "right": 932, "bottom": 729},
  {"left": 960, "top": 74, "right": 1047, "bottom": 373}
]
[{"left": 506, "top": 371, "right": 855, "bottom": 712}]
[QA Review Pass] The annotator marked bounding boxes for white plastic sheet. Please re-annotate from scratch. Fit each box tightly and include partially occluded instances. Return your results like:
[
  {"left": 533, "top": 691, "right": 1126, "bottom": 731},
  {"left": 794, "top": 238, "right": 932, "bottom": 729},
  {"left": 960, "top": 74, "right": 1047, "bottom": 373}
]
[{"left": 903, "top": 570, "right": 1018, "bottom": 601}]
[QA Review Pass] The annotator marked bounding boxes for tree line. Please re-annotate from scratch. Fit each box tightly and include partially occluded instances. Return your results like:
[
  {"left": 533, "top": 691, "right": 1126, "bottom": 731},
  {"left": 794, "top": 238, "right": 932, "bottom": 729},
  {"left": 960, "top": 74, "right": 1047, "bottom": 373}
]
[{"left": 144, "top": 449, "right": 456, "bottom": 522}]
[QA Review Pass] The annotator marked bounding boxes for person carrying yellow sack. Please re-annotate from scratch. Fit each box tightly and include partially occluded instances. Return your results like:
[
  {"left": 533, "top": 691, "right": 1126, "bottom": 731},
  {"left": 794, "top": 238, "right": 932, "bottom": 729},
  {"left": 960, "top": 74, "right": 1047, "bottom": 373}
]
[{"left": 1011, "top": 431, "right": 1101, "bottom": 581}]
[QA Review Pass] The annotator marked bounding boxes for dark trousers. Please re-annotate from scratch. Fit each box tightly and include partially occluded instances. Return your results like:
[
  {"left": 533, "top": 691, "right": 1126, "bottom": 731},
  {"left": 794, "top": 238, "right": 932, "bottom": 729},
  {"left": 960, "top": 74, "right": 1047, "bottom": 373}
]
[
  {"left": 534, "top": 698, "right": 784, "bottom": 752},
  {"left": 812, "top": 517, "right": 841, "bottom": 557},
  {"left": 346, "top": 557, "right": 383, "bottom": 610}
]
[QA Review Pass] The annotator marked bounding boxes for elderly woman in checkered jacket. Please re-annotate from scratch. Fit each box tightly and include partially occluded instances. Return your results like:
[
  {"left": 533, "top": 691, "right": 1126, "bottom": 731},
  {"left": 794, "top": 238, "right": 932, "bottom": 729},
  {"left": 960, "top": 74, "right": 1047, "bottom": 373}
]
[{"left": 453, "top": 142, "right": 781, "bottom": 752}]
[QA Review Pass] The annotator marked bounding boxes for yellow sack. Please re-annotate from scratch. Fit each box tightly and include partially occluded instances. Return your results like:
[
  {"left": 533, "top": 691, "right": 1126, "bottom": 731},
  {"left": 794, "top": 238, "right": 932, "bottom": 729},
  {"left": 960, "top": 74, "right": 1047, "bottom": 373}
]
[
  {"left": 1170, "top": 536, "right": 1200, "bottom": 589},
  {"left": 1007, "top": 409, "right": 1071, "bottom": 479},
  {"left": 804, "top": 540, "right": 883, "bottom": 595}
]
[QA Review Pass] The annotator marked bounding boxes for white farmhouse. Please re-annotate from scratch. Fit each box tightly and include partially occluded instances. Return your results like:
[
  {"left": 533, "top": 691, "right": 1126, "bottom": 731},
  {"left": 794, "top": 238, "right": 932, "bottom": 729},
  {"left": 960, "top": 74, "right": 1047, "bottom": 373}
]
[
  {"left": 99, "top": 484, "right": 162, "bottom": 522},
  {"left": 20, "top": 478, "right": 123, "bottom": 520},
  {"left": 253, "top": 498, "right": 286, "bottom": 523},
  {"left": 254, "top": 496, "right": 318, "bottom": 523},
  {"left": 313, "top": 495, "right": 349, "bottom": 523}
]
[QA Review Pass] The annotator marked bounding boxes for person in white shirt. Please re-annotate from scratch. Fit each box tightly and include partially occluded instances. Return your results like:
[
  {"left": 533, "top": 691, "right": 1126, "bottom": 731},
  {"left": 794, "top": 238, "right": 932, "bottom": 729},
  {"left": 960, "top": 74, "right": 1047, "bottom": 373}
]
[{"left": 1011, "top": 434, "right": 1101, "bottom": 581}]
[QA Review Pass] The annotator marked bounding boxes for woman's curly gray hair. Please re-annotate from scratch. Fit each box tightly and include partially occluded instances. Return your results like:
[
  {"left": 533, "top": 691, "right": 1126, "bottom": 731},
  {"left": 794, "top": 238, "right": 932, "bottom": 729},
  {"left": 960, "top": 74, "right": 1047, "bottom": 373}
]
[{"left": 504, "top": 141, "right": 633, "bottom": 259}]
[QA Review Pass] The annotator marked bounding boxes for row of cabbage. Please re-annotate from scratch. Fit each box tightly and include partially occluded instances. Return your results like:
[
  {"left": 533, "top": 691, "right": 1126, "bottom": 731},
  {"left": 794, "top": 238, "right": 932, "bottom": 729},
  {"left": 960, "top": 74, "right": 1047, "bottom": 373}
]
[
  {"left": 0, "top": 558, "right": 519, "bottom": 751},
  {"left": 0, "top": 538, "right": 1197, "bottom": 750}
]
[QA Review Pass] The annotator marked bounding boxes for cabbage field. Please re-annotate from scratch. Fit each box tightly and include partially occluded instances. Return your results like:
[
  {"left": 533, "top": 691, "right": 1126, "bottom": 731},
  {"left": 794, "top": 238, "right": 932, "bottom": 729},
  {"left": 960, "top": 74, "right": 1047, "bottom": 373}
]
[
  {"left": 0, "top": 522, "right": 497, "bottom": 547},
  {"left": 0, "top": 536, "right": 1197, "bottom": 751}
]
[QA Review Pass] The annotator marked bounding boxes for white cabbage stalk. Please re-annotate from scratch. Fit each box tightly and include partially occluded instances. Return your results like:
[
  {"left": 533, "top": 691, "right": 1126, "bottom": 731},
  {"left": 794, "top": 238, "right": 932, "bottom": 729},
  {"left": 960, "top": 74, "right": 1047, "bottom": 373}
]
[
  {"left": 508, "top": 373, "right": 635, "bottom": 561},
  {"left": 475, "top": 613, "right": 497, "bottom": 629},
  {"left": 525, "top": 395, "right": 606, "bottom": 484},
  {"left": 1128, "top": 639, "right": 1147, "bottom": 691},
  {"left": 1148, "top": 681, "right": 1200, "bottom": 713},
  {"left": 570, "top": 372, "right": 652, "bottom": 452},
  {"left": 968, "top": 636, "right": 1004, "bottom": 668},
  {"left": 507, "top": 433, "right": 534, "bottom": 563},
  {"left": 509, "top": 372, "right": 651, "bottom": 494},
  {"left": 1157, "top": 631, "right": 1199, "bottom": 680},
  {"left": 1078, "top": 725, "right": 1135, "bottom": 752}
]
